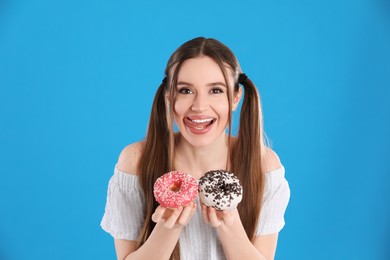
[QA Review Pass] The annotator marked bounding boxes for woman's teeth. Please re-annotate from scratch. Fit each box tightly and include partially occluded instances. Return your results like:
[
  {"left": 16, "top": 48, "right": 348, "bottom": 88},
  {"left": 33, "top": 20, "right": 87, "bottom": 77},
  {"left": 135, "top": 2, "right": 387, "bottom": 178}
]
[
  {"left": 191, "top": 118, "right": 213, "bottom": 124},
  {"left": 185, "top": 117, "right": 215, "bottom": 130}
]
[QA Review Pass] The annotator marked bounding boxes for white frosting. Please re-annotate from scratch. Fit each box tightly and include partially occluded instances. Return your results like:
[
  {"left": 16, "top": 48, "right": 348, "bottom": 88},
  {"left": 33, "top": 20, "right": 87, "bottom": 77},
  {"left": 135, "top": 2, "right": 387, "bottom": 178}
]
[{"left": 198, "top": 170, "right": 243, "bottom": 211}]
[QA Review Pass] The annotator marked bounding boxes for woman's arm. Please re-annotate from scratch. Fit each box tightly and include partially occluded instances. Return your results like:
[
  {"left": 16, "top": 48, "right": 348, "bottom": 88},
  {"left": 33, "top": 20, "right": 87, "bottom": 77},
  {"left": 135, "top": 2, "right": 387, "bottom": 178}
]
[
  {"left": 114, "top": 240, "right": 137, "bottom": 260},
  {"left": 113, "top": 143, "right": 197, "bottom": 260},
  {"left": 115, "top": 203, "right": 197, "bottom": 260},
  {"left": 253, "top": 234, "right": 279, "bottom": 260},
  {"left": 203, "top": 206, "right": 276, "bottom": 260},
  {"left": 202, "top": 147, "right": 283, "bottom": 259}
]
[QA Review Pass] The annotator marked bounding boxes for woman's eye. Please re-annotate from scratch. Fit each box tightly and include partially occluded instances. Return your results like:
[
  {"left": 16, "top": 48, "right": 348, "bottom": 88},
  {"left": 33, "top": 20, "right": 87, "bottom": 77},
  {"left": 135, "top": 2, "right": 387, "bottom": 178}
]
[
  {"left": 210, "top": 88, "right": 223, "bottom": 94},
  {"left": 178, "top": 88, "right": 193, "bottom": 94}
]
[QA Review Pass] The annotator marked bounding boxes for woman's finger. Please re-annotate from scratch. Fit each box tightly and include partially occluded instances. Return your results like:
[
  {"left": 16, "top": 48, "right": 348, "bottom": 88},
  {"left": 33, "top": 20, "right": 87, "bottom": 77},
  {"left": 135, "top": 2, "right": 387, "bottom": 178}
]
[
  {"left": 164, "top": 206, "right": 183, "bottom": 228},
  {"left": 221, "top": 210, "right": 234, "bottom": 226},
  {"left": 152, "top": 206, "right": 167, "bottom": 223},
  {"left": 208, "top": 207, "right": 222, "bottom": 227},
  {"left": 188, "top": 203, "right": 197, "bottom": 220},
  {"left": 201, "top": 204, "right": 210, "bottom": 224},
  {"left": 177, "top": 202, "right": 194, "bottom": 226}
]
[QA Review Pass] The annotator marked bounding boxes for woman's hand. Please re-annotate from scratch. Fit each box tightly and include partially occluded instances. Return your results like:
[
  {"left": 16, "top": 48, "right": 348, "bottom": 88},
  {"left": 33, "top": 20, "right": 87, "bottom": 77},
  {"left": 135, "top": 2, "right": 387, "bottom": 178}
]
[
  {"left": 201, "top": 205, "right": 238, "bottom": 230},
  {"left": 201, "top": 205, "right": 268, "bottom": 259},
  {"left": 152, "top": 202, "right": 197, "bottom": 229}
]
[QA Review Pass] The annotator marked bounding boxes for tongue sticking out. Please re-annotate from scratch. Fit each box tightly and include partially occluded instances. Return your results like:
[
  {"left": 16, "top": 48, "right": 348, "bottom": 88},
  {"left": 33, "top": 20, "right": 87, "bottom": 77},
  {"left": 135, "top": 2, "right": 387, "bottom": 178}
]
[{"left": 184, "top": 118, "right": 214, "bottom": 129}]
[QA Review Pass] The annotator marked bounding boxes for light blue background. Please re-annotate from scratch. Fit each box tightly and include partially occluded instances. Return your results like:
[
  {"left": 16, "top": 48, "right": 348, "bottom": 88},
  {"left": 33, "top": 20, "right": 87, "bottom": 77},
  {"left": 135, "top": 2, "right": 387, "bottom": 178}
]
[{"left": 1, "top": 0, "right": 389, "bottom": 259}]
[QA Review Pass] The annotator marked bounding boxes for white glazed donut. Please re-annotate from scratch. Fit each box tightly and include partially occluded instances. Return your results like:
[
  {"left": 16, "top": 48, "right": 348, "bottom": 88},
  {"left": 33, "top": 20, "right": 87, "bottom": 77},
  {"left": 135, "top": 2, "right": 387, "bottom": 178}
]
[{"left": 198, "top": 170, "right": 243, "bottom": 211}]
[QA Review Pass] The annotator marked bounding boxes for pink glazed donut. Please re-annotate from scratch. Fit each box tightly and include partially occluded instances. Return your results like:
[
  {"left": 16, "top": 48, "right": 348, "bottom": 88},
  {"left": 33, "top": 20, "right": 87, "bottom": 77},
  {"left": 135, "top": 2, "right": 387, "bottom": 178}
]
[{"left": 153, "top": 171, "right": 198, "bottom": 208}]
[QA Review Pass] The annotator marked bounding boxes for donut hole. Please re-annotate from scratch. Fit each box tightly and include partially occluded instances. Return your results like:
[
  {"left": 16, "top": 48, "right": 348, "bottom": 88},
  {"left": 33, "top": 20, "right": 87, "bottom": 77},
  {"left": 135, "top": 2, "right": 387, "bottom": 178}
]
[
  {"left": 218, "top": 185, "right": 225, "bottom": 191},
  {"left": 170, "top": 181, "right": 182, "bottom": 192},
  {"left": 219, "top": 183, "right": 235, "bottom": 195}
]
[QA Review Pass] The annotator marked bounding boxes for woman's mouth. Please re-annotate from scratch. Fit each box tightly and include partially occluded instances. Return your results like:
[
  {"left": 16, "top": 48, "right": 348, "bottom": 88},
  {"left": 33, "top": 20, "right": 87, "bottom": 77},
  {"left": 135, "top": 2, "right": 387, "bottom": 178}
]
[{"left": 184, "top": 117, "right": 215, "bottom": 134}]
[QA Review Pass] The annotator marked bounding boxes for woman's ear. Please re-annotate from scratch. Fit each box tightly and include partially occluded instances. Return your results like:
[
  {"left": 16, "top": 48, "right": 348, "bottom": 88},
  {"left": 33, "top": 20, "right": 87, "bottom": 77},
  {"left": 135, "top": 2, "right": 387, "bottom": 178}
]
[{"left": 232, "top": 87, "right": 242, "bottom": 111}]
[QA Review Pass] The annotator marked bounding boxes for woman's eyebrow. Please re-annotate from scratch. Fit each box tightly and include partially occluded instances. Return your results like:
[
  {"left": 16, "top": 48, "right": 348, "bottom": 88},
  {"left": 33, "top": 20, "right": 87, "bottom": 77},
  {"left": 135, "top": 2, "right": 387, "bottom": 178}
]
[
  {"left": 207, "top": 82, "right": 227, "bottom": 88},
  {"left": 176, "top": 81, "right": 227, "bottom": 87},
  {"left": 177, "top": 81, "right": 193, "bottom": 86}
]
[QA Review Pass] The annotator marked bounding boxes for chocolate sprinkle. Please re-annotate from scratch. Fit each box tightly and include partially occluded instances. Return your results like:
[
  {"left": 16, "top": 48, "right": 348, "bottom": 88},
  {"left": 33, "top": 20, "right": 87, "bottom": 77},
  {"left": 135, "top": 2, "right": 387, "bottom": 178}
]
[{"left": 198, "top": 170, "right": 243, "bottom": 211}]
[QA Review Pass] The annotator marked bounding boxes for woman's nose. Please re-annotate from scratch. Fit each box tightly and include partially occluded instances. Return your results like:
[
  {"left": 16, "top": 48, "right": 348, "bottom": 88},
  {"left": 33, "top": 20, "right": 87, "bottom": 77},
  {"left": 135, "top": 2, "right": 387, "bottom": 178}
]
[{"left": 191, "top": 93, "right": 208, "bottom": 111}]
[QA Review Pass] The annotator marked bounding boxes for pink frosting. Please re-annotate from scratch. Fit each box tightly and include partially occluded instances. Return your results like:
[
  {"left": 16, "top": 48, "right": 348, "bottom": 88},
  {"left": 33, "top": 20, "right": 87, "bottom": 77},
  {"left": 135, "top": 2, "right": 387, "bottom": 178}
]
[{"left": 153, "top": 171, "right": 198, "bottom": 208}]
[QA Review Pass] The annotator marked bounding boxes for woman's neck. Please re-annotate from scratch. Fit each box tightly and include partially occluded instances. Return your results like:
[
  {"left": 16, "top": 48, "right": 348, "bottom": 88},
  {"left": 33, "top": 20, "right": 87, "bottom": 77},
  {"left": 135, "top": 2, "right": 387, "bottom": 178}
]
[{"left": 174, "top": 133, "right": 230, "bottom": 179}]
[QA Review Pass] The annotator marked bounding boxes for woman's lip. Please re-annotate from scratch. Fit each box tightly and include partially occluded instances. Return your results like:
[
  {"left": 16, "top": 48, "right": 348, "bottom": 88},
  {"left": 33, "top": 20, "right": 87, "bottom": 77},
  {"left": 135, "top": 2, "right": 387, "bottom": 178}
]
[
  {"left": 184, "top": 117, "right": 215, "bottom": 135},
  {"left": 184, "top": 117, "right": 215, "bottom": 126}
]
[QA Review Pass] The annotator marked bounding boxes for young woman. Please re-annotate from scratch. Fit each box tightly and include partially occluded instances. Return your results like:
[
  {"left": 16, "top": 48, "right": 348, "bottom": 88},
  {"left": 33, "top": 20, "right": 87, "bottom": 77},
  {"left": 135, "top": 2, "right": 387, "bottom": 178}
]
[{"left": 101, "top": 37, "right": 290, "bottom": 260}]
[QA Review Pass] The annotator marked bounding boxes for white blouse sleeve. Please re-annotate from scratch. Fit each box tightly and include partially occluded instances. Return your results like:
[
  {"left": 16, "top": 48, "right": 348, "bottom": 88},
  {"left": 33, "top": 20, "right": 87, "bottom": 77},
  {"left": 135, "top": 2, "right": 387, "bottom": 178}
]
[
  {"left": 100, "top": 166, "right": 145, "bottom": 240},
  {"left": 256, "top": 165, "right": 290, "bottom": 236}
]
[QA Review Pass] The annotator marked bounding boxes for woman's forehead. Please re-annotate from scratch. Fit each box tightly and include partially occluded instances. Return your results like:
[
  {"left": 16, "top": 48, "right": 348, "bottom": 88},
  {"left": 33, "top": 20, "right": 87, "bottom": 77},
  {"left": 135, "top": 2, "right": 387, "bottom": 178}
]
[{"left": 176, "top": 56, "right": 234, "bottom": 83}]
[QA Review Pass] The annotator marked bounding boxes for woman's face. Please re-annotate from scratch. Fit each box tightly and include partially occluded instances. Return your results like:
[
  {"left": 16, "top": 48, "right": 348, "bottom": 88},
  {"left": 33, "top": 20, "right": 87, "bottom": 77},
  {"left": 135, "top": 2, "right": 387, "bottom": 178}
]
[{"left": 173, "top": 56, "right": 240, "bottom": 148}]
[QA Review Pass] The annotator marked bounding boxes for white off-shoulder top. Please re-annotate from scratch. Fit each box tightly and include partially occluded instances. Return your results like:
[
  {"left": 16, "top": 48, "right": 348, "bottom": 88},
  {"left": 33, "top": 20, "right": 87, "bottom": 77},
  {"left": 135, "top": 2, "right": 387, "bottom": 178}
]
[{"left": 101, "top": 165, "right": 290, "bottom": 260}]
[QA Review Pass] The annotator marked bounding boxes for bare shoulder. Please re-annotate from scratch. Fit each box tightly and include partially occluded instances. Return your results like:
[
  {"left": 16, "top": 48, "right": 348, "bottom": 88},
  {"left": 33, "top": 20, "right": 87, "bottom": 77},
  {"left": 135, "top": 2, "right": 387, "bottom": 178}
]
[
  {"left": 116, "top": 141, "right": 145, "bottom": 175},
  {"left": 262, "top": 147, "right": 282, "bottom": 173}
]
